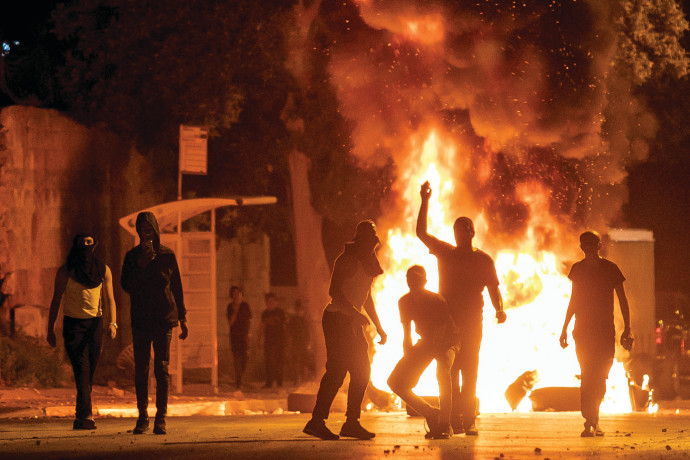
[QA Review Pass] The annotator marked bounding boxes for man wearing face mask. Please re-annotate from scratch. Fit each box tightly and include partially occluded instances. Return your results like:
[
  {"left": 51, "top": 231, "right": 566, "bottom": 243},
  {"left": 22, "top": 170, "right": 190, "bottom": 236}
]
[
  {"left": 121, "top": 212, "right": 188, "bottom": 435},
  {"left": 303, "top": 220, "right": 387, "bottom": 441},
  {"left": 47, "top": 233, "right": 117, "bottom": 430}
]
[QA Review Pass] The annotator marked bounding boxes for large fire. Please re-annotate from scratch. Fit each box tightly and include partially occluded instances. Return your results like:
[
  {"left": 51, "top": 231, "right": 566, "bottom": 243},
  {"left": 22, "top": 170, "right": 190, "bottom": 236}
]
[{"left": 369, "top": 130, "right": 635, "bottom": 413}]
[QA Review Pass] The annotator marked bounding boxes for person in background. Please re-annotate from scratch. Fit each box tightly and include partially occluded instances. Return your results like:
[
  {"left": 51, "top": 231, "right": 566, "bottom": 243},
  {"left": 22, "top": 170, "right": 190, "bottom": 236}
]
[
  {"left": 259, "top": 292, "right": 286, "bottom": 389},
  {"left": 560, "top": 230, "right": 632, "bottom": 437},
  {"left": 388, "top": 265, "right": 459, "bottom": 439},
  {"left": 47, "top": 233, "right": 117, "bottom": 430},
  {"left": 227, "top": 285, "right": 252, "bottom": 388},
  {"left": 121, "top": 212, "right": 188, "bottom": 435},
  {"left": 303, "top": 220, "right": 387, "bottom": 441},
  {"left": 287, "top": 299, "right": 314, "bottom": 385},
  {"left": 417, "top": 181, "right": 506, "bottom": 435}
]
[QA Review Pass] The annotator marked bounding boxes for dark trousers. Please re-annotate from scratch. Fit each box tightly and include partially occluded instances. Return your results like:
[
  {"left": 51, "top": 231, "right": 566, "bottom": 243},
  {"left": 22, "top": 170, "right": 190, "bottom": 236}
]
[
  {"left": 451, "top": 320, "right": 482, "bottom": 428},
  {"left": 132, "top": 326, "right": 173, "bottom": 420},
  {"left": 264, "top": 340, "right": 284, "bottom": 386},
  {"left": 63, "top": 316, "right": 102, "bottom": 420},
  {"left": 312, "top": 310, "right": 370, "bottom": 421},
  {"left": 575, "top": 337, "right": 614, "bottom": 426},
  {"left": 388, "top": 340, "right": 456, "bottom": 429},
  {"left": 231, "top": 338, "right": 248, "bottom": 386}
]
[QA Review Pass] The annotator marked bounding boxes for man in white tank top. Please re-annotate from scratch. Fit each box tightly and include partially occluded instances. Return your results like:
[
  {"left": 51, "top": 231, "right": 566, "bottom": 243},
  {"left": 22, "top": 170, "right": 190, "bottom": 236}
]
[
  {"left": 47, "top": 234, "right": 117, "bottom": 430},
  {"left": 303, "top": 221, "right": 387, "bottom": 441}
]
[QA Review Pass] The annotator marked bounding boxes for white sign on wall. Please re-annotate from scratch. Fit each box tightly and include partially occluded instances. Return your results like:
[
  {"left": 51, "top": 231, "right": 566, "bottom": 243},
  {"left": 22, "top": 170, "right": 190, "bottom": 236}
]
[{"left": 179, "top": 125, "right": 209, "bottom": 175}]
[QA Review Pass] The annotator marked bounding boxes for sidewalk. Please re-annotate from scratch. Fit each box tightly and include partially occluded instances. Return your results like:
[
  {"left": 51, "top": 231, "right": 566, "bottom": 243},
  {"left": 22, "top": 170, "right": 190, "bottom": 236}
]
[{"left": 0, "top": 383, "right": 300, "bottom": 419}]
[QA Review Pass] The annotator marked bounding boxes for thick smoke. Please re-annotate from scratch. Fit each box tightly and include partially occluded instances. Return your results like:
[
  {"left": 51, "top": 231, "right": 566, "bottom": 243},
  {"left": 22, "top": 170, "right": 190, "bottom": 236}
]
[{"left": 324, "top": 0, "right": 655, "bottom": 250}]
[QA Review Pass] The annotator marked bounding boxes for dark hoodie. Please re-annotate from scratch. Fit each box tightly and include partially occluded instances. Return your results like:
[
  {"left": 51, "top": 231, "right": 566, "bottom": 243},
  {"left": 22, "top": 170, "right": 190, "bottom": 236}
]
[{"left": 121, "top": 212, "right": 186, "bottom": 329}]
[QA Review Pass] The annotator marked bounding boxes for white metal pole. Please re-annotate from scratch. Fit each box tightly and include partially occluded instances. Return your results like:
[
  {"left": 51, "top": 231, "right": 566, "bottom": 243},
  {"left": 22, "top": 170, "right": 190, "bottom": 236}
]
[{"left": 211, "top": 207, "right": 218, "bottom": 393}]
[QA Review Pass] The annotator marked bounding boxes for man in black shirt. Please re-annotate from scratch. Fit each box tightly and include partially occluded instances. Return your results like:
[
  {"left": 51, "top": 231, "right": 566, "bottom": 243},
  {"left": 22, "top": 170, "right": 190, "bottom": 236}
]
[
  {"left": 227, "top": 286, "right": 252, "bottom": 388},
  {"left": 121, "top": 212, "right": 188, "bottom": 436},
  {"left": 560, "top": 230, "right": 632, "bottom": 437}
]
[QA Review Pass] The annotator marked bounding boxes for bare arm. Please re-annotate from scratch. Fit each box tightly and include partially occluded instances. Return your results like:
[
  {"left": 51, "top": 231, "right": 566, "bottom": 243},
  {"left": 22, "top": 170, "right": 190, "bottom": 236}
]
[
  {"left": 614, "top": 283, "right": 630, "bottom": 337},
  {"left": 399, "top": 299, "right": 412, "bottom": 354},
  {"left": 416, "top": 181, "right": 443, "bottom": 249},
  {"left": 103, "top": 266, "right": 117, "bottom": 340},
  {"left": 47, "top": 266, "right": 69, "bottom": 347},
  {"left": 560, "top": 288, "right": 576, "bottom": 348},
  {"left": 363, "top": 291, "right": 387, "bottom": 345},
  {"left": 228, "top": 302, "right": 240, "bottom": 327},
  {"left": 487, "top": 284, "right": 506, "bottom": 323}
]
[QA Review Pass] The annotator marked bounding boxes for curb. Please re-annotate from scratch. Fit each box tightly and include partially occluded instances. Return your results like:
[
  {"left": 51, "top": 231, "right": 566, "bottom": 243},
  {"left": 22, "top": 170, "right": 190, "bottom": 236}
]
[{"left": 35, "top": 399, "right": 288, "bottom": 418}]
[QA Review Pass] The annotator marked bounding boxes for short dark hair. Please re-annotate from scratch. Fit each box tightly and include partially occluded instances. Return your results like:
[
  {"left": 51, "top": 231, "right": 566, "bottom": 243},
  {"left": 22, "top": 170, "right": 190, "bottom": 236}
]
[
  {"left": 579, "top": 230, "right": 601, "bottom": 245},
  {"left": 265, "top": 292, "right": 277, "bottom": 301},
  {"left": 230, "top": 285, "right": 241, "bottom": 296}
]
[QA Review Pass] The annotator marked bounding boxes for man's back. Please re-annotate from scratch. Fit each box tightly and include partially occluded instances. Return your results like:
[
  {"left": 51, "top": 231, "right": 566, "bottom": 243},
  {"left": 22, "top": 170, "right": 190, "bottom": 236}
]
[{"left": 569, "top": 257, "right": 625, "bottom": 340}]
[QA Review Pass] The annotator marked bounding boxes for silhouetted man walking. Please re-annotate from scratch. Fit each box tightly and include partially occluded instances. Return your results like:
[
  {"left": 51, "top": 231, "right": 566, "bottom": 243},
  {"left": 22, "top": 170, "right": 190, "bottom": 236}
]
[
  {"left": 303, "top": 220, "right": 387, "bottom": 440},
  {"left": 121, "top": 212, "right": 188, "bottom": 435},
  {"left": 560, "top": 230, "right": 632, "bottom": 437}
]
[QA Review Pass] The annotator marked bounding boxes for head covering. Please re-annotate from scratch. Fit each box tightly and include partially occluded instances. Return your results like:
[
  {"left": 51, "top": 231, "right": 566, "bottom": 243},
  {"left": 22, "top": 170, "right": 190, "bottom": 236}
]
[
  {"left": 347, "top": 220, "right": 383, "bottom": 277},
  {"left": 66, "top": 233, "right": 105, "bottom": 288},
  {"left": 135, "top": 211, "right": 161, "bottom": 250}
]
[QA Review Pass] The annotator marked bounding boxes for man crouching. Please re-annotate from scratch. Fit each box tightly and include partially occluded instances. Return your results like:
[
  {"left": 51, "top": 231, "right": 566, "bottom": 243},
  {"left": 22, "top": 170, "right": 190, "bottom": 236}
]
[{"left": 388, "top": 265, "right": 459, "bottom": 439}]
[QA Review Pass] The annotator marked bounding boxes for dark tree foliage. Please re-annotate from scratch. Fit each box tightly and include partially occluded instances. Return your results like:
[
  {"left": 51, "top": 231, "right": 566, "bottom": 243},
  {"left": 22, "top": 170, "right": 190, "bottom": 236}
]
[{"left": 0, "top": 1, "right": 64, "bottom": 107}]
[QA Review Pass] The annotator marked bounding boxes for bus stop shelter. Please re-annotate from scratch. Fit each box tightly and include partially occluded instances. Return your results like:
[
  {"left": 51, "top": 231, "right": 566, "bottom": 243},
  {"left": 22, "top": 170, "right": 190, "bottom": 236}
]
[{"left": 119, "top": 197, "right": 276, "bottom": 393}]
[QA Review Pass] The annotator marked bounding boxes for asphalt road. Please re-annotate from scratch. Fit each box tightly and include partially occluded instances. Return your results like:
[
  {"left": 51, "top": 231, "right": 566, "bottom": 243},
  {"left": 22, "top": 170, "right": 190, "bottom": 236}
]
[{"left": 0, "top": 411, "right": 688, "bottom": 459}]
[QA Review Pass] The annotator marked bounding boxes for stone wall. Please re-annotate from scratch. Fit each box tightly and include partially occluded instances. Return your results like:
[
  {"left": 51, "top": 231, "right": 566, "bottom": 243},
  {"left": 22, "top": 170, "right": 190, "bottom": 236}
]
[{"left": 0, "top": 106, "right": 164, "bottom": 343}]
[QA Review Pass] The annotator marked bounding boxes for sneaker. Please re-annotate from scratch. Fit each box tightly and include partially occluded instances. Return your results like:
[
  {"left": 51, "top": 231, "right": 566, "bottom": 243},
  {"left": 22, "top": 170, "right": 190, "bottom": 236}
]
[
  {"left": 340, "top": 420, "right": 376, "bottom": 440},
  {"left": 594, "top": 424, "right": 605, "bottom": 437},
  {"left": 427, "top": 428, "right": 452, "bottom": 439},
  {"left": 303, "top": 419, "right": 339, "bottom": 440},
  {"left": 464, "top": 422, "right": 478, "bottom": 436},
  {"left": 424, "top": 409, "right": 440, "bottom": 439},
  {"left": 580, "top": 425, "right": 594, "bottom": 437},
  {"left": 450, "top": 416, "right": 464, "bottom": 435},
  {"left": 133, "top": 418, "right": 149, "bottom": 435},
  {"left": 73, "top": 419, "right": 97, "bottom": 430},
  {"left": 153, "top": 418, "right": 166, "bottom": 435}
]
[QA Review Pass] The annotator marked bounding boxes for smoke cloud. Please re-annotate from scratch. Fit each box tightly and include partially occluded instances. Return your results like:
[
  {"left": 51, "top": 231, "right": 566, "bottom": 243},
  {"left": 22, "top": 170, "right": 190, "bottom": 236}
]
[{"left": 323, "top": 0, "right": 653, "bottom": 249}]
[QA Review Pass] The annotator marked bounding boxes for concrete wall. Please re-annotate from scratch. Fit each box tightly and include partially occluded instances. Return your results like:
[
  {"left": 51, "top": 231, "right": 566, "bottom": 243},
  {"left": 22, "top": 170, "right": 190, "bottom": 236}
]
[{"left": 0, "top": 106, "right": 164, "bottom": 348}]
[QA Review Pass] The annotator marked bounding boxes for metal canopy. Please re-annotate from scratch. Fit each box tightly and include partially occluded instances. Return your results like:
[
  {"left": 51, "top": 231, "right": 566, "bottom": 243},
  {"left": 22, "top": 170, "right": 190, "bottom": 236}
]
[{"left": 118, "top": 197, "right": 277, "bottom": 236}]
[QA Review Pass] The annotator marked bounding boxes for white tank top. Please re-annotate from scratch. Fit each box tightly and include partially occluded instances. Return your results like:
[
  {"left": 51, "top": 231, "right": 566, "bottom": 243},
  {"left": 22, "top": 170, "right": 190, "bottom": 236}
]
[
  {"left": 326, "top": 261, "right": 374, "bottom": 314},
  {"left": 62, "top": 277, "right": 103, "bottom": 319}
]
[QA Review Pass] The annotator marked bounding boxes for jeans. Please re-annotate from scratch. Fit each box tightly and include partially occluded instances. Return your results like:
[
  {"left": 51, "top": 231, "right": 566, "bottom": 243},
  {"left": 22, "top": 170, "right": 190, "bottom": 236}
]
[
  {"left": 312, "top": 310, "right": 370, "bottom": 421},
  {"left": 132, "top": 326, "right": 173, "bottom": 419},
  {"left": 388, "top": 339, "right": 456, "bottom": 429},
  {"left": 264, "top": 339, "right": 284, "bottom": 387},
  {"left": 63, "top": 316, "right": 102, "bottom": 420},
  {"left": 575, "top": 337, "right": 614, "bottom": 426},
  {"left": 230, "top": 337, "right": 248, "bottom": 386},
  {"left": 452, "top": 319, "right": 482, "bottom": 428}
]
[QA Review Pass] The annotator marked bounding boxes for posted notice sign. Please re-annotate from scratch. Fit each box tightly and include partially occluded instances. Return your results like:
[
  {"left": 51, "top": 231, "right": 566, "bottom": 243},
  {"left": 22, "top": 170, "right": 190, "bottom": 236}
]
[{"left": 179, "top": 125, "right": 209, "bottom": 175}]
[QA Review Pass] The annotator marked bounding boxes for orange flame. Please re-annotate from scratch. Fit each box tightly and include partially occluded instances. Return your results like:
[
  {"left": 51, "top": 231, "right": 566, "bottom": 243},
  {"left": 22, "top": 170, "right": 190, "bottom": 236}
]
[{"left": 370, "top": 130, "right": 632, "bottom": 413}]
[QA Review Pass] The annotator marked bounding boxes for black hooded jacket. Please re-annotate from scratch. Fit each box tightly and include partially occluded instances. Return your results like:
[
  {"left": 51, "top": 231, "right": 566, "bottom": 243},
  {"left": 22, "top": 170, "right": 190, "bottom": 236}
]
[{"left": 121, "top": 212, "right": 186, "bottom": 329}]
